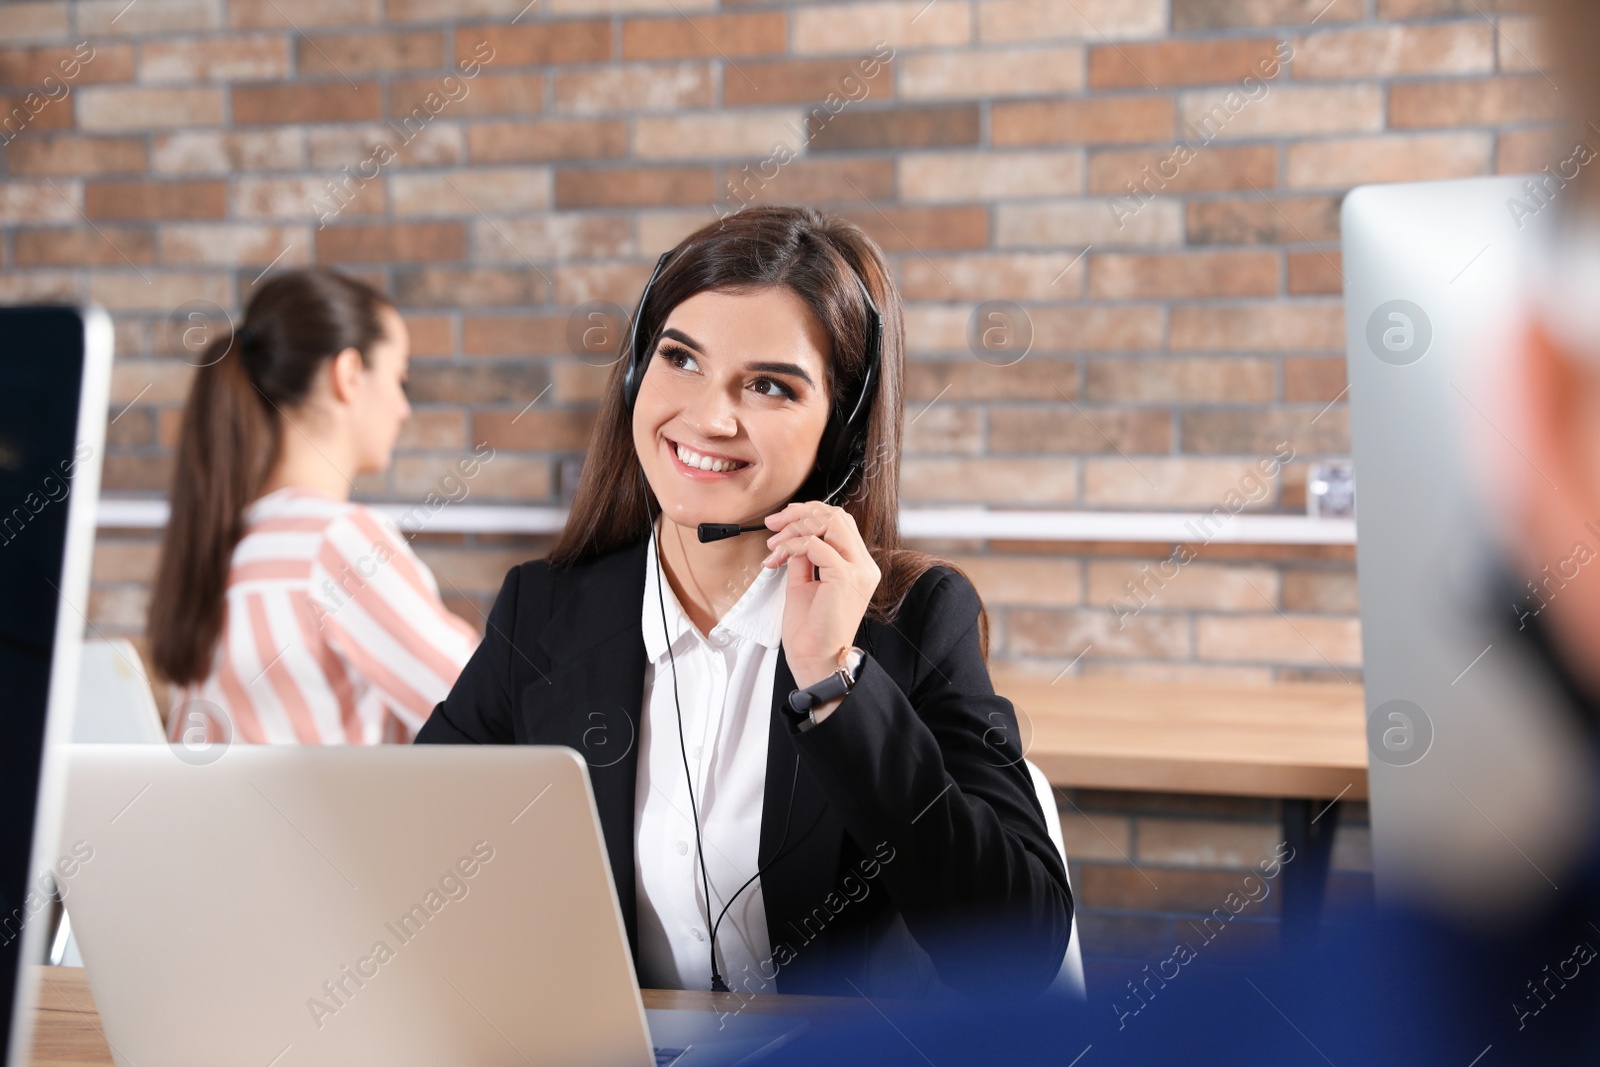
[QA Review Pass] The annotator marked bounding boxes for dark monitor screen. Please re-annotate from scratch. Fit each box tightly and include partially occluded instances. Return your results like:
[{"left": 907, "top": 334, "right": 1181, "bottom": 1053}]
[{"left": 0, "top": 306, "right": 107, "bottom": 1067}]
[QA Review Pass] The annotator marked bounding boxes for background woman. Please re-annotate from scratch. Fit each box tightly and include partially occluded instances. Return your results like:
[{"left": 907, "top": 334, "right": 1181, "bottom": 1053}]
[
  {"left": 417, "top": 206, "right": 1072, "bottom": 998},
  {"left": 147, "top": 267, "right": 478, "bottom": 746}
]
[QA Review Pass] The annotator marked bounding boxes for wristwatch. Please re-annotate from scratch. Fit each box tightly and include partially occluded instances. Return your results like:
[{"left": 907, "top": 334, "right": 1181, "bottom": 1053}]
[{"left": 785, "top": 646, "right": 866, "bottom": 730}]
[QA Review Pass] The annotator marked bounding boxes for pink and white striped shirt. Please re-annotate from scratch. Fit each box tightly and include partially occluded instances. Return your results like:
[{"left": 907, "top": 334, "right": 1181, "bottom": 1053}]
[{"left": 167, "top": 486, "right": 479, "bottom": 746}]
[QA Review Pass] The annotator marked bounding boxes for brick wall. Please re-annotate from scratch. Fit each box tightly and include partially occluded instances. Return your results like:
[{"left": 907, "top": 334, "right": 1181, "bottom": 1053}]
[
  {"left": 1, "top": 0, "right": 1560, "bottom": 980},
  {"left": 4, "top": 0, "right": 1564, "bottom": 683}
]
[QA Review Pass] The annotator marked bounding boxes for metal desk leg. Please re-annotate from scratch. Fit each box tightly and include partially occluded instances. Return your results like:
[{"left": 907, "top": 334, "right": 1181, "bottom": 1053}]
[{"left": 1280, "top": 798, "right": 1340, "bottom": 955}]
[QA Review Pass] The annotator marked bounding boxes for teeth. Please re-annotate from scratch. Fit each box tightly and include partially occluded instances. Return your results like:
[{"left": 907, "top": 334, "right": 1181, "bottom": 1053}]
[{"left": 675, "top": 442, "right": 747, "bottom": 473}]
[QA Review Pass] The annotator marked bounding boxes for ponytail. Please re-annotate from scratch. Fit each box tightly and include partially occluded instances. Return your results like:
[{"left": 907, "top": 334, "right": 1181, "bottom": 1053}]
[
  {"left": 146, "top": 267, "right": 393, "bottom": 686},
  {"left": 147, "top": 332, "right": 278, "bottom": 684}
]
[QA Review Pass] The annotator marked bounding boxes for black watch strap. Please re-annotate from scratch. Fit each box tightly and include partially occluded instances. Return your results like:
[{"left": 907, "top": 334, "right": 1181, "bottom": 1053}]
[{"left": 784, "top": 649, "right": 864, "bottom": 725}]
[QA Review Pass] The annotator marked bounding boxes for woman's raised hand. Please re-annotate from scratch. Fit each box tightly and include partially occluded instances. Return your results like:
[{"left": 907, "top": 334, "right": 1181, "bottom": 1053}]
[{"left": 762, "top": 501, "right": 881, "bottom": 690}]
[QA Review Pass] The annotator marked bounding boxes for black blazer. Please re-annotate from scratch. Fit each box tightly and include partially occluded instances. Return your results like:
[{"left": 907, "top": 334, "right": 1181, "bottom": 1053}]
[{"left": 415, "top": 537, "right": 1073, "bottom": 998}]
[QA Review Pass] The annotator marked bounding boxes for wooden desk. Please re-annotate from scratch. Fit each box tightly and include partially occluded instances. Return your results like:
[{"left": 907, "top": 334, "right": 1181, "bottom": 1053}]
[
  {"left": 27, "top": 966, "right": 858, "bottom": 1066},
  {"left": 993, "top": 674, "right": 1368, "bottom": 801},
  {"left": 992, "top": 674, "right": 1369, "bottom": 948}
]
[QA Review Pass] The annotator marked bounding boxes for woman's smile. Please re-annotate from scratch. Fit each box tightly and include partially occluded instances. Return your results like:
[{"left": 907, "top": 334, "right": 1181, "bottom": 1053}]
[{"left": 664, "top": 436, "right": 754, "bottom": 480}]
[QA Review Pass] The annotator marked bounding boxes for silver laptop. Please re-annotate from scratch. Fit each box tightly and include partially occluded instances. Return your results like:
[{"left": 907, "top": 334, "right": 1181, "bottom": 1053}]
[
  {"left": 59, "top": 745, "right": 802, "bottom": 1067},
  {"left": 1343, "top": 176, "right": 1600, "bottom": 918}
]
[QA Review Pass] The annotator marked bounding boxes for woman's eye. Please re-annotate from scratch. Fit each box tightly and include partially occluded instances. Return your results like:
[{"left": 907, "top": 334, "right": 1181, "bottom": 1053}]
[
  {"left": 659, "top": 346, "right": 697, "bottom": 372},
  {"left": 752, "top": 377, "right": 796, "bottom": 400}
]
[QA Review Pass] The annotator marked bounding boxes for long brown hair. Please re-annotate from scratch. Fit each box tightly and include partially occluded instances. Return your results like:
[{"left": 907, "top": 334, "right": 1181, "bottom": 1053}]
[
  {"left": 147, "top": 268, "right": 394, "bottom": 685},
  {"left": 547, "top": 205, "right": 991, "bottom": 659}
]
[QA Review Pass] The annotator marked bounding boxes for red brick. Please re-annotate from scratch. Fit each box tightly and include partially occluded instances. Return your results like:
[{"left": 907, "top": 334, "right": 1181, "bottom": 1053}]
[
  {"left": 392, "top": 72, "right": 542, "bottom": 118},
  {"left": 796, "top": 2, "right": 969, "bottom": 52},
  {"left": 15, "top": 227, "right": 155, "bottom": 267},
  {"left": 1290, "top": 23, "right": 1494, "bottom": 78},
  {"left": 1286, "top": 134, "right": 1491, "bottom": 188},
  {"left": 555, "top": 262, "right": 653, "bottom": 306},
  {"left": 1089, "top": 38, "right": 1284, "bottom": 89},
  {"left": 1284, "top": 357, "right": 1346, "bottom": 403},
  {"left": 901, "top": 457, "right": 1079, "bottom": 505},
  {"left": 0, "top": 42, "right": 134, "bottom": 84},
  {"left": 233, "top": 82, "right": 382, "bottom": 124},
  {"left": 7, "top": 135, "right": 146, "bottom": 176},
  {"left": 0, "top": 91, "right": 73, "bottom": 140},
  {"left": 1196, "top": 614, "right": 1361, "bottom": 667},
  {"left": 1282, "top": 568, "right": 1359, "bottom": 613},
  {"left": 79, "top": 0, "right": 220, "bottom": 35},
  {"left": 1088, "top": 145, "right": 1276, "bottom": 196},
  {"left": 621, "top": 13, "right": 786, "bottom": 60},
  {"left": 159, "top": 223, "right": 310, "bottom": 266},
  {"left": 153, "top": 129, "right": 303, "bottom": 174},
  {"left": 1287, "top": 251, "right": 1342, "bottom": 295},
  {"left": 316, "top": 222, "right": 466, "bottom": 263},
  {"left": 992, "top": 97, "right": 1174, "bottom": 146},
  {"left": 724, "top": 57, "right": 893, "bottom": 107},
  {"left": 1389, "top": 76, "right": 1562, "bottom": 128},
  {"left": 1173, "top": 0, "right": 1361, "bottom": 30},
  {"left": 1030, "top": 306, "right": 1163, "bottom": 350},
  {"left": 461, "top": 314, "right": 572, "bottom": 356},
  {"left": 76, "top": 85, "right": 223, "bottom": 129},
  {"left": 1008, "top": 606, "right": 1189, "bottom": 659},
  {"left": 468, "top": 120, "right": 627, "bottom": 163},
  {"left": 139, "top": 36, "right": 288, "bottom": 81},
  {"left": 554, "top": 166, "right": 715, "bottom": 208},
  {"left": 394, "top": 268, "right": 549, "bottom": 309},
  {"left": 979, "top": 0, "right": 1164, "bottom": 43},
  {"left": 85, "top": 181, "right": 226, "bottom": 220},
  {"left": 833, "top": 205, "right": 988, "bottom": 251},
  {"left": 236, "top": 176, "right": 386, "bottom": 219},
  {"left": 554, "top": 63, "right": 714, "bottom": 112},
  {"left": 473, "top": 410, "right": 596, "bottom": 452},
  {"left": 1495, "top": 129, "right": 1570, "bottom": 175},
  {"left": 471, "top": 21, "right": 610, "bottom": 65},
  {"left": 1086, "top": 358, "right": 1274, "bottom": 404},
  {"left": 722, "top": 158, "right": 896, "bottom": 208},
  {"left": 404, "top": 315, "right": 453, "bottom": 357},
  {"left": 899, "top": 251, "right": 1091, "bottom": 301},
  {"left": 905, "top": 359, "right": 1080, "bottom": 402},
  {"left": 1376, "top": 0, "right": 1535, "bottom": 15},
  {"left": 903, "top": 46, "right": 1085, "bottom": 99},
  {"left": 807, "top": 105, "right": 980, "bottom": 152},
  {"left": 1089, "top": 250, "right": 1279, "bottom": 299},
  {"left": 475, "top": 215, "right": 632, "bottom": 262},
  {"left": 1181, "top": 408, "right": 1348, "bottom": 454},
  {"left": 1181, "top": 85, "right": 1382, "bottom": 140},
  {"left": 1170, "top": 302, "right": 1344, "bottom": 351},
  {"left": 402, "top": 358, "right": 549, "bottom": 401},
  {"left": 297, "top": 30, "right": 443, "bottom": 74},
  {"left": 990, "top": 408, "right": 1171, "bottom": 453},
  {"left": 637, "top": 111, "right": 805, "bottom": 160},
  {"left": 228, "top": 0, "right": 379, "bottom": 29},
  {"left": 1187, "top": 196, "right": 1341, "bottom": 245}
]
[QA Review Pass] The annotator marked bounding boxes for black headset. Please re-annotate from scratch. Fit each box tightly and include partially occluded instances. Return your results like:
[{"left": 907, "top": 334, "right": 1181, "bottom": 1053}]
[{"left": 628, "top": 235, "right": 880, "bottom": 991}]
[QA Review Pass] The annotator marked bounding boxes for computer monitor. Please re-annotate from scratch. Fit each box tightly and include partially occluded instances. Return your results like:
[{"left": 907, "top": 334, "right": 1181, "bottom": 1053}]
[
  {"left": 0, "top": 306, "right": 111, "bottom": 1067},
  {"left": 1342, "top": 178, "right": 1600, "bottom": 919}
]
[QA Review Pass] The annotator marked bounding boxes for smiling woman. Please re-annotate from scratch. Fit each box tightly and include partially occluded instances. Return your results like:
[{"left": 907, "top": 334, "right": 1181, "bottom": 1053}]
[{"left": 416, "top": 206, "right": 1074, "bottom": 1001}]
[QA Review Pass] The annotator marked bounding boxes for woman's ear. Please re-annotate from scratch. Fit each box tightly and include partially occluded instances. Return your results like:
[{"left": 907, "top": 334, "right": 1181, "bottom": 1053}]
[{"left": 328, "top": 346, "right": 365, "bottom": 405}]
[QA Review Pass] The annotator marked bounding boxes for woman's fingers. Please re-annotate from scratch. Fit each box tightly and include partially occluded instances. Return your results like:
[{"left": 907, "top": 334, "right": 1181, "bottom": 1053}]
[
  {"left": 777, "top": 533, "right": 850, "bottom": 579},
  {"left": 764, "top": 503, "right": 864, "bottom": 562}
]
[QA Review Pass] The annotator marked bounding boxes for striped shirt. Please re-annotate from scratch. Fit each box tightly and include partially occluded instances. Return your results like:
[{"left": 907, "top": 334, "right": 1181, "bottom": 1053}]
[{"left": 167, "top": 486, "right": 479, "bottom": 746}]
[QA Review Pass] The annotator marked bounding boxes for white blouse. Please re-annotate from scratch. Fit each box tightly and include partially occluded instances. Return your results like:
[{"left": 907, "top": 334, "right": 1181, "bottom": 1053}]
[{"left": 633, "top": 519, "right": 786, "bottom": 991}]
